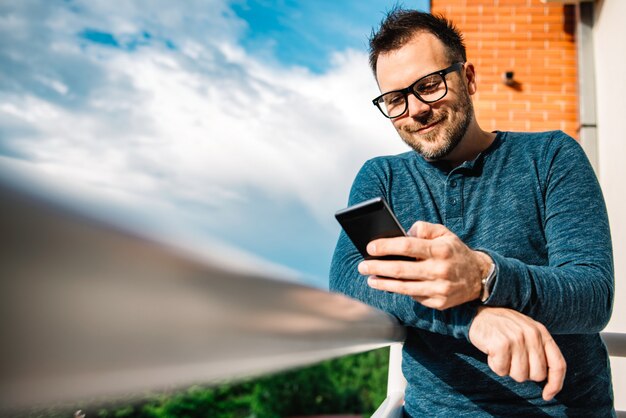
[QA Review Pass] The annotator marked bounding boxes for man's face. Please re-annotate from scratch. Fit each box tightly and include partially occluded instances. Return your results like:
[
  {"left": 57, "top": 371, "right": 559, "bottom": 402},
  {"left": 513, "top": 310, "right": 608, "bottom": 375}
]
[{"left": 375, "top": 32, "right": 474, "bottom": 161}]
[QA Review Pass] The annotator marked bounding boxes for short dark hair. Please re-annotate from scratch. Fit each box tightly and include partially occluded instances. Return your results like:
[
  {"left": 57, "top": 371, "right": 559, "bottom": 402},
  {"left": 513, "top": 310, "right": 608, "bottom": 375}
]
[{"left": 368, "top": 8, "right": 466, "bottom": 75}]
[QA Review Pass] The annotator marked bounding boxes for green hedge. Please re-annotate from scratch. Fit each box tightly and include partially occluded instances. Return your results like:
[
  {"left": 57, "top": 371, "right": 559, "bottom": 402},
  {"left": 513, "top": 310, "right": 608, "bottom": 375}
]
[{"left": 38, "top": 347, "right": 389, "bottom": 418}]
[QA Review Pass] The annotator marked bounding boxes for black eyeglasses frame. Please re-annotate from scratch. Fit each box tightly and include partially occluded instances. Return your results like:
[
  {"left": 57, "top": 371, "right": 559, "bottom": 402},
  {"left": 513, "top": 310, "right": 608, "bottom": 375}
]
[{"left": 372, "top": 62, "right": 465, "bottom": 119}]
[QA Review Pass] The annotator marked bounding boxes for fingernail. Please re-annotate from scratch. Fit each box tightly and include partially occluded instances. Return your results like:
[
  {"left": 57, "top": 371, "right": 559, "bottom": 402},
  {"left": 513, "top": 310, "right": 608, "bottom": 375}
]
[
  {"left": 367, "top": 243, "right": 376, "bottom": 255},
  {"left": 368, "top": 276, "right": 378, "bottom": 287},
  {"left": 358, "top": 262, "right": 369, "bottom": 274}
]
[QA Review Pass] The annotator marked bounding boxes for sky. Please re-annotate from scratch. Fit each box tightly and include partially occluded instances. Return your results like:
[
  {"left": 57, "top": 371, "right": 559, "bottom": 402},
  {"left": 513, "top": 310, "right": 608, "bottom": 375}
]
[{"left": 0, "top": 0, "right": 429, "bottom": 287}]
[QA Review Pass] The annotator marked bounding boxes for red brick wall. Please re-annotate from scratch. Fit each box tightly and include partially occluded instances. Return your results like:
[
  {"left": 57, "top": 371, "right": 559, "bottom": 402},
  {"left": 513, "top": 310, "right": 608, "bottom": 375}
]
[{"left": 431, "top": 0, "right": 579, "bottom": 138}]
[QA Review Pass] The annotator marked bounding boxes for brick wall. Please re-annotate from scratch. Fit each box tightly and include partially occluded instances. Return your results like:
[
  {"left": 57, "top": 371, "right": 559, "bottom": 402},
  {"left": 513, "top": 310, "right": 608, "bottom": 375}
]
[{"left": 431, "top": 0, "right": 579, "bottom": 138}]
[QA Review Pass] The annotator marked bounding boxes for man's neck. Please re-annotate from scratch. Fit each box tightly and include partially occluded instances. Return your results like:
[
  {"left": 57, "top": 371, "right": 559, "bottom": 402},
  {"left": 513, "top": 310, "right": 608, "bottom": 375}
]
[{"left": 439, "top": 124, "right": 496, "bottom": 169}]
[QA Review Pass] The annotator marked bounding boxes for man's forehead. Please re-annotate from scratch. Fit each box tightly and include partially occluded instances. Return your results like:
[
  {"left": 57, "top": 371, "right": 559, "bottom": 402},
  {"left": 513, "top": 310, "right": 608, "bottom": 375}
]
[{"left": 375, "top": 32, "right": 449, "bottom": 90}]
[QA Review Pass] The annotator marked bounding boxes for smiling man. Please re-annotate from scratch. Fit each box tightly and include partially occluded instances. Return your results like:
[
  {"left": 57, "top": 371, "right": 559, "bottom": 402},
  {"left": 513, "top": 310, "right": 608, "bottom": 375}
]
[{"left": 330, "top": 9, "right": 615, "bottom": 417}]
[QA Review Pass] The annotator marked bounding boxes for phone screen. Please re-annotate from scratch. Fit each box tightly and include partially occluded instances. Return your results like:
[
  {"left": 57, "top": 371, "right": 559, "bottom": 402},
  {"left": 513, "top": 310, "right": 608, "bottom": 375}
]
[{"left": 335, "top": 197, "right": 412, "bottom": 261}]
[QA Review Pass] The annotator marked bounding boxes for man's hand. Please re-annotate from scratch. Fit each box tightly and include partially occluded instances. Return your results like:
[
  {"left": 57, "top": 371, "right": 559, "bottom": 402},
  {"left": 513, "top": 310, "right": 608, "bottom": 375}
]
[
  {"left": 469, "top": 306, "right": 567, "bottom": 401},
  {"left": 357, "top": 221, "right": 492, "bottom": 310}
]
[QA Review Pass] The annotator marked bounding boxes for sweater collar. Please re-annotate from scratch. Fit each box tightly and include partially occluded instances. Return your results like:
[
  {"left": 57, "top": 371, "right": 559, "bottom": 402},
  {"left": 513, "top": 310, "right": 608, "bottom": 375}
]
[{"left": 411, "top": 131, "right": 504, "bottom": 175}]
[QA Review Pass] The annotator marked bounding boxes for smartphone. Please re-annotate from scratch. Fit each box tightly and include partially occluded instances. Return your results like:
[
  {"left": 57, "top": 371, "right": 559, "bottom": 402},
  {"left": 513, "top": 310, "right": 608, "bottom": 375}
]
[{"left": 335, "top": 197, "right": 412, "bottom": 261}]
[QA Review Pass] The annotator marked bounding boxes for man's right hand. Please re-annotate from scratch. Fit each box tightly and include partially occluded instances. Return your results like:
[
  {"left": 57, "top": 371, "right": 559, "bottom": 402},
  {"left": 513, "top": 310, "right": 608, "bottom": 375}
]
[{"left": 468, "top": 306, "right": 567, "bottom": 401}]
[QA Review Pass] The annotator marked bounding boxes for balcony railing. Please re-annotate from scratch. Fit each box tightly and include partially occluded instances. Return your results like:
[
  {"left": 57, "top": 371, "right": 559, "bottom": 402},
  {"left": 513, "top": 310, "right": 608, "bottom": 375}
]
[{"left": 0, "top": 170, "right": 624, "bottom": 417}]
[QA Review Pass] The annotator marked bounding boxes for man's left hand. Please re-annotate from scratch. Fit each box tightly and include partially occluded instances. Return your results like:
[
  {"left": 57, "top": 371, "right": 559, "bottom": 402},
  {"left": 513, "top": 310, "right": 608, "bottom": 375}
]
[{"left": 358, "top": 221, "right": 492, "bottom": 310}]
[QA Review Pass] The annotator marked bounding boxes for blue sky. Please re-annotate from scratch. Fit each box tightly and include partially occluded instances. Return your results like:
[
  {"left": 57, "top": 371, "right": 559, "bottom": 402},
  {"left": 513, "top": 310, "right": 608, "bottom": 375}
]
[
  {"left": 231, "top": 1, "right": 415, "bottom": 73},
  {"left": 0, "top": 0, "right": 428, "bottom": 287}
]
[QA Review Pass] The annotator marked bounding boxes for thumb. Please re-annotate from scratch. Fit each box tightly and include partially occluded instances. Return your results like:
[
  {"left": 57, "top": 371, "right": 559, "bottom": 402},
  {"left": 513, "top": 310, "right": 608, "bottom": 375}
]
[{"left": 408, "top": 221, "right": 449, "bottom": 239}]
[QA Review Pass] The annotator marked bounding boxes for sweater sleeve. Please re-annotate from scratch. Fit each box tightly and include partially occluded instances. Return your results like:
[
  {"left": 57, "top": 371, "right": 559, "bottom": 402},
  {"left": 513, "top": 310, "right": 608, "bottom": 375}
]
[
  {"left": 483, "top": 133, "right": 614, "bottom": 334},
  {"left": 329, "top": 159, "right": 477, "bottom": 340}
]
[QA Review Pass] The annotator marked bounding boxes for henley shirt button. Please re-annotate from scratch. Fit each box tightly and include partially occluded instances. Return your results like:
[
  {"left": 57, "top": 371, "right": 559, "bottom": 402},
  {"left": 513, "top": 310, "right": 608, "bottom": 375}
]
[
  {"left": 451, "top": 199, "right": 457, "bottom": 205},
  {"left": 450, "top": 180, "right": 458, "bottom": 188}
]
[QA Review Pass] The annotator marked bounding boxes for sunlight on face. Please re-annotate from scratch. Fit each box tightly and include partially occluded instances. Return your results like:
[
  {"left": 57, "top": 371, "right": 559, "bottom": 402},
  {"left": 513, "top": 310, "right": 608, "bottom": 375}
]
[{"left": 375, "top": 32, "right": 474, "bottom": 161}]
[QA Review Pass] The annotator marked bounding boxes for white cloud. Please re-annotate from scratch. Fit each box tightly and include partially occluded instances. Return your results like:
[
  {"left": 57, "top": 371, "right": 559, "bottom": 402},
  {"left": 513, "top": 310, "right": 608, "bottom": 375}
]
[{"left": 0, "top": 0, "right": 409, "bottom": 281}]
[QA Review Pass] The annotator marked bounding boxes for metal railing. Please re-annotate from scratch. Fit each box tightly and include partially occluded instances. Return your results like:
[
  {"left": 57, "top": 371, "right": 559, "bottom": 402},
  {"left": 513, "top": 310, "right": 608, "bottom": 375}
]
[
  {"left": 372, "top": 344, "right": 406, "bottom": 418},
  {"left": 1, "top": 169, "right": 624, "bottom": 416},
  {"left": 0, "top": 172, "right": 405, "bottom": 413}
]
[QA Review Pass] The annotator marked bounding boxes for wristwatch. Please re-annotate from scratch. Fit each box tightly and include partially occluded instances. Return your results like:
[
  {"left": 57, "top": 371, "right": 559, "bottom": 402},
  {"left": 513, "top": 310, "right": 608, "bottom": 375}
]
[{"left": 480, "top": 262, "right": 497, "bottom": 303}]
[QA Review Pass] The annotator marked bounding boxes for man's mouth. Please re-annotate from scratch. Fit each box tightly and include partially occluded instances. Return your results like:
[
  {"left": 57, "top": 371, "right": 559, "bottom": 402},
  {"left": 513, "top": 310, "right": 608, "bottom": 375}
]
[
  {"left": 416, "top": 118, "right": 442, "bottom": 133},
  {"left": 404, "top": 117, "right": 443, "bottom": 134}
]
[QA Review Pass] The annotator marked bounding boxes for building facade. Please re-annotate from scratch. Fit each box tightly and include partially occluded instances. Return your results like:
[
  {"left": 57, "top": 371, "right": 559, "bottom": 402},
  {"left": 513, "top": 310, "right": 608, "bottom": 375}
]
[{"left": 431, "top": 0, "right": 579, "bottom": 138}]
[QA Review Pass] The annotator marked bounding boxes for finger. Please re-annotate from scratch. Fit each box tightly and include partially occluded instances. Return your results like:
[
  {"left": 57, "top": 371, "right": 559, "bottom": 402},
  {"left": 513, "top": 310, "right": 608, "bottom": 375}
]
[
  {"left": 508, "top": 342, "right": 530, "bottom": 383},
  {"left": 528, "top": 349, "right": 548, "bottom": 383},
  {"left": 367, "top": 275, "right": 432, "bottom": 297},
  {"left": 358, "top": 259, "right": 436, "bottom": 280},
  {"left": 542, "top": 337, "right": 567, "bottom": 401},
  {"left": 367, "top": 236, "right": 430, "bottom": 259},
  {"left": 487, "top": 349, "right": 512, "bottom": 378},
  {"left": 408, "top": 221, "right": 449, "bottom": 239},
  {"left": 527, "top": 330, "right": 548, "bottom": 382},
  {"left": 411, "top": 295, "right": 450, "bottom": 311}
]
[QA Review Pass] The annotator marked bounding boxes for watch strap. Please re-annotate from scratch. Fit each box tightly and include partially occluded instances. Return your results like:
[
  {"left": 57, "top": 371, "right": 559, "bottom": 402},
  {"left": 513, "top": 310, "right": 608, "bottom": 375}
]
[{"left": 480, "top": 262, "right": 496, "bottom": 303}]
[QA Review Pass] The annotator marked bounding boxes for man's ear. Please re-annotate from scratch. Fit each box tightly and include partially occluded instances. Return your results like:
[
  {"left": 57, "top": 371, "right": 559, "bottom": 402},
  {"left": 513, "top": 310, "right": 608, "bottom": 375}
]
[{"left": 464, "top": 62, "right": 477, "bottom": 95}]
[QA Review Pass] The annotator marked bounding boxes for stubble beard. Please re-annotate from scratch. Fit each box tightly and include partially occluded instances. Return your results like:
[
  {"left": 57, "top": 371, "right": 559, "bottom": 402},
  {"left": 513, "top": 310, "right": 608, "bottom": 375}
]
[{"left": 397, "top": 90, "right": 474, "bottom": 161}]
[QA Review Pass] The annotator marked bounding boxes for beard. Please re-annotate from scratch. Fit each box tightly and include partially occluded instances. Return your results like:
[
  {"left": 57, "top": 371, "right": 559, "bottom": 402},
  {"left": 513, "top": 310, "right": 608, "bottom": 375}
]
[{"left": 397, "top": 88, "right": 474, "bottom": 161}]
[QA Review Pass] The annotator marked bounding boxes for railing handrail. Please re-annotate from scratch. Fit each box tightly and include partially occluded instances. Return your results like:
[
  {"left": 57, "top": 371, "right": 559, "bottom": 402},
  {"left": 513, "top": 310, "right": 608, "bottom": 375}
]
[
  {"left": 1, "top": 168, "right": 624, "bottom": 416},
  {"left": 601, "top": 332, "right": 626, "bottom": 358},
  {"left": 0, "top": 170, "right": 405, "bottom": 412}
]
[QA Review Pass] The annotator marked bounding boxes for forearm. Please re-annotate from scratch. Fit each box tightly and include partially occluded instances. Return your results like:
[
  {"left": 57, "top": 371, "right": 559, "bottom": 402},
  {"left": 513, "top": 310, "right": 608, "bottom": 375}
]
[
  {"left": 482, "top": 251, "right": 614, "bottom": 334},
  {"left": 481, "top": 133, "right": 615, "bottom": 334}
]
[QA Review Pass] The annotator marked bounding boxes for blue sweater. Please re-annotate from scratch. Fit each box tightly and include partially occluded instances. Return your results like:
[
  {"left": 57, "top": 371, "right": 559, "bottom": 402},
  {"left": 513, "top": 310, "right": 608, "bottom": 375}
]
[{"left": 330, "top": 131, "right": 615, "bottom": 416}]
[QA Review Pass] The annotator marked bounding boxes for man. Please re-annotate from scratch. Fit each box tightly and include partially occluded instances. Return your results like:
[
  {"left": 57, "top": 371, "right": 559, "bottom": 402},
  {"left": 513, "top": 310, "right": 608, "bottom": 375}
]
[{"left": 329, "top": 9, "right": 615, "bottom": 416}]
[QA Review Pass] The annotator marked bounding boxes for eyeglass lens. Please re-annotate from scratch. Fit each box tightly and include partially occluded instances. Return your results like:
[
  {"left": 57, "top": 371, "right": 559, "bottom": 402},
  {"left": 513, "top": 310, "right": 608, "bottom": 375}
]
[{"left": 379, "top": 73, "right": 447, "bottom": 118}]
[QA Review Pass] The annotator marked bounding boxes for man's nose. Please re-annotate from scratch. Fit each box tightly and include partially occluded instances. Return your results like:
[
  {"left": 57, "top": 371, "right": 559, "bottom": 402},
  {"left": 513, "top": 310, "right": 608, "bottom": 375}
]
[{"left": 406, "top": 94, "right": 431, "bottom": 118}]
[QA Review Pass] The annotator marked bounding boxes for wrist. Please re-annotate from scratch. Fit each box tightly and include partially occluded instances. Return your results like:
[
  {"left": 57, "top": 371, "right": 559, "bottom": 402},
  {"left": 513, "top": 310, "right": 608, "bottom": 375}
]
[{"left": 474, "top": 251, "right": 496, "bottom": 302}]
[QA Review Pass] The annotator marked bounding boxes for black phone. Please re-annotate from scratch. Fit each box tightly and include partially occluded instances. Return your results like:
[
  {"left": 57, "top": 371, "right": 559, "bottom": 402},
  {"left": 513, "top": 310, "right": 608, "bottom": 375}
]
[{"left": 335, "top": 197, "right": 412, "bottom": 261}]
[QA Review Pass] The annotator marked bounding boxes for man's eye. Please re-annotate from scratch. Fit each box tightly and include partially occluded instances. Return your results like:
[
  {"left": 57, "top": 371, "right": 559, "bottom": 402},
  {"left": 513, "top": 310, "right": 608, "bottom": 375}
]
[
  {"left": 414, "top": 75, "right": 444, "bottom": 95},
  {"left": 415, "top": 81, "right": 441, "bottom": 94},
  {"left": 385, "top": 94, "right": 404, "bottom": 106}
]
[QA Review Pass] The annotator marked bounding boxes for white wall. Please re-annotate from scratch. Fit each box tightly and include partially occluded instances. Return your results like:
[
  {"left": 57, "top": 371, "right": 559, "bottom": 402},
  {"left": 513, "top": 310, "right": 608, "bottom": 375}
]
[{"left": 593, "top": 0, "right": 626, "bottom": 409}]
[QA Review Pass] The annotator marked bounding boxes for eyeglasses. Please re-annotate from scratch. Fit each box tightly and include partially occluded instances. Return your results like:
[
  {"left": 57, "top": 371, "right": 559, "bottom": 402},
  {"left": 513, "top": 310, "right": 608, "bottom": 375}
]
[{"left": 372, "top": 62, "right": 465, "bottom": 119}]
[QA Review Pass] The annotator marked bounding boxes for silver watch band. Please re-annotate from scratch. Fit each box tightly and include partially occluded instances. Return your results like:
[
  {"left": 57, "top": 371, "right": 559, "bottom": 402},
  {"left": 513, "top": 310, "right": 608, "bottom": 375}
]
[{"left": 480, "top": 262, "right": 497, "bottom": 303}]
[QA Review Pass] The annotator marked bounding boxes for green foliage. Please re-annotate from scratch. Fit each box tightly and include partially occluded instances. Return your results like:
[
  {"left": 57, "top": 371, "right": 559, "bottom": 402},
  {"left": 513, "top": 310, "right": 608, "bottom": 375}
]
[{"left": 65, "top": 347, "right": 389, "bottom": 418}]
